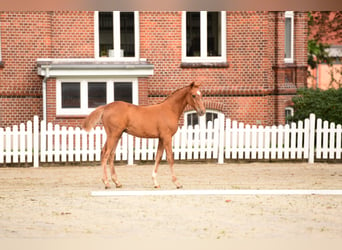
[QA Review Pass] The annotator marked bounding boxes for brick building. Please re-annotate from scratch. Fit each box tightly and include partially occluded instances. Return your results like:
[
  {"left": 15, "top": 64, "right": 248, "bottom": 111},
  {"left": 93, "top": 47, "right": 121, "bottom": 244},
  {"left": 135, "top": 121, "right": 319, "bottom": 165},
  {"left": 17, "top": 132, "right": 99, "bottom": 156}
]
[{"left": 0, "top": 11, "right": 308, "bottom": 128}]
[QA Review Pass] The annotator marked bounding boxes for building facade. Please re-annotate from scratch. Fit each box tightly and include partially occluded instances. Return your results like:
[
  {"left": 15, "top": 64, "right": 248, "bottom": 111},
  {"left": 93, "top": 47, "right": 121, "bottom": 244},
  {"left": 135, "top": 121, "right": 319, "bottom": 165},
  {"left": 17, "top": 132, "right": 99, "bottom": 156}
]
[{"left": 0, "top": 11, "right": 308, "bottom": 128}]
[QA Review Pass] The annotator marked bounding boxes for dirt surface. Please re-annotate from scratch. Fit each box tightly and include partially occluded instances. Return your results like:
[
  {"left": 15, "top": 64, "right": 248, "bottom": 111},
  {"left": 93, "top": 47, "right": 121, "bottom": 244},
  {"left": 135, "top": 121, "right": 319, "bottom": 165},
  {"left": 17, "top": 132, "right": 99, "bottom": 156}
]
[{"left": 0, "top": 162, "right": 342, "bottom": 239}]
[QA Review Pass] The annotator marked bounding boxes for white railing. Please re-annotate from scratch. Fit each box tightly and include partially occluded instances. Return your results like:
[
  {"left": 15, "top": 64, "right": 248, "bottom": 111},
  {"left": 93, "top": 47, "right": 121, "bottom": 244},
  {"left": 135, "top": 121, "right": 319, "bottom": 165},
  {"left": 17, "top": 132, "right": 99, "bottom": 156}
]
[{"left": 0, "top": 114, "right": 341, "bottom": 167}]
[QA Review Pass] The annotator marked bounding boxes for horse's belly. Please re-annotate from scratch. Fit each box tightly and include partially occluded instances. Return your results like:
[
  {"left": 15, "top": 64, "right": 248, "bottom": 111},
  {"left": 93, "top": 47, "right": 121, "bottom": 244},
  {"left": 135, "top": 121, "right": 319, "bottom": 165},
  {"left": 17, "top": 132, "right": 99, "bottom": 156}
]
[{"left": 125, "top": 126, "right": 160, "bottom": 138}]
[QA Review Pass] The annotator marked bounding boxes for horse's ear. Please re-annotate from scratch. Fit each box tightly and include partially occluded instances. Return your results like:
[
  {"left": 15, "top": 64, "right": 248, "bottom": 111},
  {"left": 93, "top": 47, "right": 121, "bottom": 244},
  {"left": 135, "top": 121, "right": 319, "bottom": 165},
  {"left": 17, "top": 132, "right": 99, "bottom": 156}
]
[{"left": 190, "top": 81, "right": 201, "bottom": 88}]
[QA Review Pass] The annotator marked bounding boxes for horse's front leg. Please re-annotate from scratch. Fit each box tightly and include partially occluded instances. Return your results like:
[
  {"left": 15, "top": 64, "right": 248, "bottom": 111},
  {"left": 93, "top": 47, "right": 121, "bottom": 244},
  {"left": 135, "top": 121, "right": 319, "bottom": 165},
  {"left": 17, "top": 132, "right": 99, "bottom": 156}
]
[
  {"left": 152, "top": 139, "right": 164, "bottom": 188},
  {"left": 163, "top": 137, "right": 183, "bottom": 189}
]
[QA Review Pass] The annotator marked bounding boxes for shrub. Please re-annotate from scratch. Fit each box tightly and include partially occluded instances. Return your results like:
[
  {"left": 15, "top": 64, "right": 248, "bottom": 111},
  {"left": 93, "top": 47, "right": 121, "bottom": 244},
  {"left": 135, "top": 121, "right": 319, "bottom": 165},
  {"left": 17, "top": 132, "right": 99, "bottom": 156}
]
[{"left": 289, "top": 88, "right": 342, "bottom": 124}]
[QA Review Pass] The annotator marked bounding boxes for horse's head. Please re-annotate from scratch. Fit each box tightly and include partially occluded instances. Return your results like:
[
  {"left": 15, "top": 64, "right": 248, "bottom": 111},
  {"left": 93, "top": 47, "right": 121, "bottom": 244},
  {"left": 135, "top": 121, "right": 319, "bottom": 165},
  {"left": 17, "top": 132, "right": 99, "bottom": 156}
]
[{"left": 187, "top": 82, "right": 206, "bottom": 116}]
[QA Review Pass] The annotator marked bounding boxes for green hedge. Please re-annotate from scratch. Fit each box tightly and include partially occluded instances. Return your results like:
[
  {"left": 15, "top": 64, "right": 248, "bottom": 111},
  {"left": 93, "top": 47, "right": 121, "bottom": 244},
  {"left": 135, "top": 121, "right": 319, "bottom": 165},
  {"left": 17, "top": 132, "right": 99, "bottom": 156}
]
[{"left": 289, "top": 88, "right": 342, "bottom": 125}]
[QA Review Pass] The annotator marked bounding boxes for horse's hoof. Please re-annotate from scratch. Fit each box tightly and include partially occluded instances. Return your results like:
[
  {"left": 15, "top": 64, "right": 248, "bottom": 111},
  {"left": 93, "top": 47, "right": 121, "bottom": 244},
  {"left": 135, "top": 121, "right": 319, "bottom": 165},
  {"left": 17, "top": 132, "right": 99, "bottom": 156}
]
[
  {"left": 102, "top": 179, "right": 111, "bottom": 189},
  {"left": 154, "top": 185, "right": 161, "bottom": 189},
  {"left": 176, "top": 185, "right": 183, "bottom": 189},
  {"left": 116, "top": 184, "right": 123, "bottom": 188}
]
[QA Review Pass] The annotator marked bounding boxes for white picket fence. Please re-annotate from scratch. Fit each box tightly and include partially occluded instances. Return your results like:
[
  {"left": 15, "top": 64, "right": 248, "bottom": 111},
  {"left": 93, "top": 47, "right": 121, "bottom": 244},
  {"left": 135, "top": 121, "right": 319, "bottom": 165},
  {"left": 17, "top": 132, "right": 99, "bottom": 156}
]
[{"left": 0, "top": 114, "right": 341, "bottom": 167}]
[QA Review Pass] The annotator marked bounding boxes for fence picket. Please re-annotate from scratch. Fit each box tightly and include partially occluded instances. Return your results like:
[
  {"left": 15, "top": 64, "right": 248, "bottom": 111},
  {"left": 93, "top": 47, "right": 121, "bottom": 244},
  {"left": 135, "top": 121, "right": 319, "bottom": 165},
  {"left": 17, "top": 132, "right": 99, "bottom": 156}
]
[
  {"left": 20, "top": 123, "right": 26, "bottom": 163},
  {"left": 135, "top": 137, "right": 141, "bottom": 161},
  {"left": 264, "top": 126, "right": 270, "bottom": 159},
  {"left": 5, "top": 127, "right": 11, "bottom": 163},
  {"left": 290, "top": 123, "right": 296, "bottom": 159},
  {"left": 12, "top": 125, "right": 19, "bottom": 163},
  {"left": 61, "top": 126, "right": 67, "bottom": 162},
  {"left": 270, "top": 125, "right": 277, "bottom": 159},
  {"left": 322, "top": 121, "right": 329, "bottom": 159},
  {"left": 245, "top": 124, "right": 251, "bottom": 160},
  {"left": 27, "top": 120, "right": 33, "bottom": 163},
  {"left": 187, "top": 125, "right": 193, "bottom": 159},
  {"left": 257, "top": 125, "right": 264, "bottom": 160},
  {"left": 231, "top": 121, "right": 238, "bottom": 159},
  {"left": 329, "top": 123, "right": 335, "bottom": 159},
  {"left": 316, "top": 118, "right": 322, "bottom": 159},
  {"left": 225, "top": 118, "right": 231, "bottom": 159},
  {"left": 193, "top": 124, "right": 200, "bottom": 160},
  {"left": 336, "top": 124, "right": 342, "bottom": 160},
  {"left": 238, "top": 122, "right": 244, "bottom": 159},
  {"left": 277, "top": 125, "right": 283, "bottom": 159},
  {"left": 297, "top": 121, "right": 303, "bottom": 159},
  {"left": 199, "top": 123, "right": 206, "bottom": 159}
]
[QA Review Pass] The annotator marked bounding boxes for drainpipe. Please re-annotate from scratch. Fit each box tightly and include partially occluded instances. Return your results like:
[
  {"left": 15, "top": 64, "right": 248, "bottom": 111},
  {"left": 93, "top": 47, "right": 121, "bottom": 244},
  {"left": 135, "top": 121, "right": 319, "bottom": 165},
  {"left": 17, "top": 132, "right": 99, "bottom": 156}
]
[{"left": 42, "top": 67, "right": 50, "bottom": 123}]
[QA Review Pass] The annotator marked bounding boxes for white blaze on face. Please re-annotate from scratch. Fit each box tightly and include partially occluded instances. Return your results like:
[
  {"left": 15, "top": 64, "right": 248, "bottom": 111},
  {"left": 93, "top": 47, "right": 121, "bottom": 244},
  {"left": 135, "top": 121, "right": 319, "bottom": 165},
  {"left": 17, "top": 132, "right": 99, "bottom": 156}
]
[{"left": 197, "top": 90, "right": 201, "bottom": 96}]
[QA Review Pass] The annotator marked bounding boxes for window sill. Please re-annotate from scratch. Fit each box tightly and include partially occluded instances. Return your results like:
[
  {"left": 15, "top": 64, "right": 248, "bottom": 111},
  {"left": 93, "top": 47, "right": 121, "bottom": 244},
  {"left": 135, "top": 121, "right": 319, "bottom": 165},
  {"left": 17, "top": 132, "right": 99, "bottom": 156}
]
[{"left": 181, "top": 62, "right": 229, "bottom": 69}]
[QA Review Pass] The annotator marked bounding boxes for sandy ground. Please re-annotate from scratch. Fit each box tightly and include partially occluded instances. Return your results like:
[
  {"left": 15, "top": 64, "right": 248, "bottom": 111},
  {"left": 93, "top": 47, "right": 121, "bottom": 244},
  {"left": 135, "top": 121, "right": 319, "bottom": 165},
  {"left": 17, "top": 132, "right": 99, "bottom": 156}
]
[{"left": 0, "top": 162, "right": 342, "bottom": 239}]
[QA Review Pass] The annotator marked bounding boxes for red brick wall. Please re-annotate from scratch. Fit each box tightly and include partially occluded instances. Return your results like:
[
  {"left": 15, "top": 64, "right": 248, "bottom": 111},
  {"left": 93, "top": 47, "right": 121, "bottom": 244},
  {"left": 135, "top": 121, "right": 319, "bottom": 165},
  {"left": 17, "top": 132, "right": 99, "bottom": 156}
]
[
  {"left": 50, "top": 11, "right": 94, "bottom": 58},
  {"left": 0, "top": 11, "right": 51, "bottom": 127}
]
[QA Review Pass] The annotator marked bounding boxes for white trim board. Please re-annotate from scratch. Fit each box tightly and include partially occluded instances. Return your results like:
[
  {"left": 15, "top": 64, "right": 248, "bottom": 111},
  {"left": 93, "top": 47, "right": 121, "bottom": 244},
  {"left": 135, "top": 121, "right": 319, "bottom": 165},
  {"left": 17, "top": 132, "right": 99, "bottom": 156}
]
[{"left": 91, "top": 189, "right": 342, "bottom": 197}]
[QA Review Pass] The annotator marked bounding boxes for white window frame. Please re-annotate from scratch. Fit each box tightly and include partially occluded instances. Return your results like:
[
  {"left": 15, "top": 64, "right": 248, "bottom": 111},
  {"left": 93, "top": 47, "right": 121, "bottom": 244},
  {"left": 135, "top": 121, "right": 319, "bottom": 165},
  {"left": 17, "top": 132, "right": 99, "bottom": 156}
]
[
  {"left": 184, "top": 109, "right": 223, "bottom": 128},
  {"left": 182, "top": 11, "right": 227, "bottom": 63},
  {"left": 285, "top": 106, "right": 294, "bottom": 125},
  {"left": 94, "top": 11, "right": 140, "bottom": 61},
  {"left": 56, "top": 78, "right": 139, "bottom": 116},
  {"left": 284, "top": 11, "right": 294, "bottom": 64}
]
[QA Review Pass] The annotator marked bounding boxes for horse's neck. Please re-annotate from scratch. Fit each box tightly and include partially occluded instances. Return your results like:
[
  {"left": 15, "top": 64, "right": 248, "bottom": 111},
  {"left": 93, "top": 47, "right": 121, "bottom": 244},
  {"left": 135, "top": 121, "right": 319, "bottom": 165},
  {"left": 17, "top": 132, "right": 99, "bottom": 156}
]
[{"left": 163, "top": 87, "right": 189, "bottom": 118}]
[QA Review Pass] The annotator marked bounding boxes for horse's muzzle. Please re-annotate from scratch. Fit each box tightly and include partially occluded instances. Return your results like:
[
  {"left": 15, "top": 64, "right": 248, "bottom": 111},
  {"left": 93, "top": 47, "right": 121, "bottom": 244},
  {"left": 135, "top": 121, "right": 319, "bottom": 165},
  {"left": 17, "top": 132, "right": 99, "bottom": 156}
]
[{"left": 197, "top": 109, "right": 206, "bottom": 116}]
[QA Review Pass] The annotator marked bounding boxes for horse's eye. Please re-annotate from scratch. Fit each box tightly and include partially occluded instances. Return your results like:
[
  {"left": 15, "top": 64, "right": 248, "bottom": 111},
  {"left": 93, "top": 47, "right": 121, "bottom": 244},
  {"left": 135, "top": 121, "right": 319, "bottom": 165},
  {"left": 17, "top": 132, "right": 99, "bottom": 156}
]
[{"left": 192, "top": 95, "right": 196, "bottom": 98}]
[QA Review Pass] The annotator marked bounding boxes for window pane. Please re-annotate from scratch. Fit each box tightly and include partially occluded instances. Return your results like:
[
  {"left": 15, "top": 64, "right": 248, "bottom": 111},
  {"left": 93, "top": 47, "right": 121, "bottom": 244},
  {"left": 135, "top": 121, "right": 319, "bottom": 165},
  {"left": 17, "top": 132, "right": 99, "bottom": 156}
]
[
  {"left": 186, "top": 12, "right": 201, "bottom": 57},
  {"left": 285, "top": 17, "right": 292, "bottom": 59},
  {"left": 62, "top": 83, "right": 80, "bottom": 108},
  {"left": 120, "top": 12, "right": 135, "bottom": 57},
  {"left": 99, "top": 12, "right": 113, "bottom": 57},
  {"left": 88, "top": 82, "right": 106, "bottom": 108},
  {"left": 187, "top": 113, "right": 198, "bottom": 127},
  {"left": 114, "top": 82, "right": 132, "bottom": 103},
  {"left": 206, "top": 112, "right": 218, "bottom": 124},
  {"left": 207, "top": 12, "right": 221, "bottom": 56}
]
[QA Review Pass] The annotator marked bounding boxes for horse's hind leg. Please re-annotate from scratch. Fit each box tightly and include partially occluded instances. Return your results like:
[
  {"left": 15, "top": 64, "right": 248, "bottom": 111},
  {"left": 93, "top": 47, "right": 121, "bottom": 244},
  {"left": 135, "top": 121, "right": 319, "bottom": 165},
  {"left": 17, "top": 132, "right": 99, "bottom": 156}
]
[
  {"left": 101, "top": 142, "right": 111, "bottom": 189},
  {"left": 101, "top": 135, "right": 118, "bottom": 189},
  {"left": 152, "top": 139, "right": 164, "bottom": 188},
  {"left": 108, "top": 136, "right": 122, "bottom": 188}
]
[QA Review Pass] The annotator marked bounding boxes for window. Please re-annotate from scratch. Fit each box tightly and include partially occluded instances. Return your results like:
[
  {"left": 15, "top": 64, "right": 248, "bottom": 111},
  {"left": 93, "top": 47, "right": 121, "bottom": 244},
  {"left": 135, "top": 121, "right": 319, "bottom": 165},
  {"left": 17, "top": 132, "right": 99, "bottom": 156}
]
[
  {"left": 284, "top": 11, "right": 294, "bottom": 63},
  {"left": 61, "top": 83, "right": 81, "bottom": 108},
  {"left": 88, "top": 82, "right": 107, "bottom": 108},
  {"left": 182, "top": 11, "right": 226, "bottom": 63},
  {"left": 56, "top": 79, "right": 138, "bottom": 116},
  {"left": 185, "top": 110, "right": 221, "bottom": 128},
  {"left": 95, "top": 11, "right": 139, "bottom": 60},
  {"left": 285, "top": 107, "right": 294, "bottom": 125},
  {"left": 114, "top": 82, "right": 132, "bottom": 103}
]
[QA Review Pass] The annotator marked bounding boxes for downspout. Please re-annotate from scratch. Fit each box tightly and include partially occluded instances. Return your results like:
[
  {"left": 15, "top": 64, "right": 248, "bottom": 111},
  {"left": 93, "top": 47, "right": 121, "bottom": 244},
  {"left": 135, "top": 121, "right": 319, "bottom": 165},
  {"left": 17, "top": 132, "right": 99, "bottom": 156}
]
[{"left": 42, "top": 67, "right": 50, "bottom": 123}]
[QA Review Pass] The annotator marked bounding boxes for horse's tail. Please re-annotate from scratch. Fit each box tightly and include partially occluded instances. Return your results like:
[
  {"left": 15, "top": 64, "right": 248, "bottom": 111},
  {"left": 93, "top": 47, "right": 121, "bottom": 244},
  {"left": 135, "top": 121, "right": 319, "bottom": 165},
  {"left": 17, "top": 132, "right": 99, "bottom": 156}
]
[{"left": 82, "top": 105, "right": 105, "bottom": 132}]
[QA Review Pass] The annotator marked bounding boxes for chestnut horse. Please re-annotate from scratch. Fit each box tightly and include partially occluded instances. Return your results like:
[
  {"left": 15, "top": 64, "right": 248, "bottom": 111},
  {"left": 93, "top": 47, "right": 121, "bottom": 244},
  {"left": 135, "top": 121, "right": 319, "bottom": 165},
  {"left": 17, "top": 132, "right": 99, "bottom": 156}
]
[{"left": 82, "top": 82, "right": 205, "bottom": 189}]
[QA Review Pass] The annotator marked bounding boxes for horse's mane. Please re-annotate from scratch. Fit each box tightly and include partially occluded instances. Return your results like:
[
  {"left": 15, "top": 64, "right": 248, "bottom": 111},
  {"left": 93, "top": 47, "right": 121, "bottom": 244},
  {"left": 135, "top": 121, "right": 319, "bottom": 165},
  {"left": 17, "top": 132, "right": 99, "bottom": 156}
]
[{"left": 160, "top": 85, "right": 190, "bottom": 104}]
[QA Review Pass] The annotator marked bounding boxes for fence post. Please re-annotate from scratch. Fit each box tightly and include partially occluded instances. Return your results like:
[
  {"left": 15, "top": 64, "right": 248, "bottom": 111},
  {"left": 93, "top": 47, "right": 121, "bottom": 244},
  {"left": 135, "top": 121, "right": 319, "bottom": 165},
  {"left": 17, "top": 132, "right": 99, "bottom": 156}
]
[
  {"left": 33, "top": 116, "right": 39, "bottom": 167},
  {"left": 308, "top": 113, "right": 316, "bottom": 164},
  {"left": 217, "top": 114, "right": 225, "bottom": 164}
]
